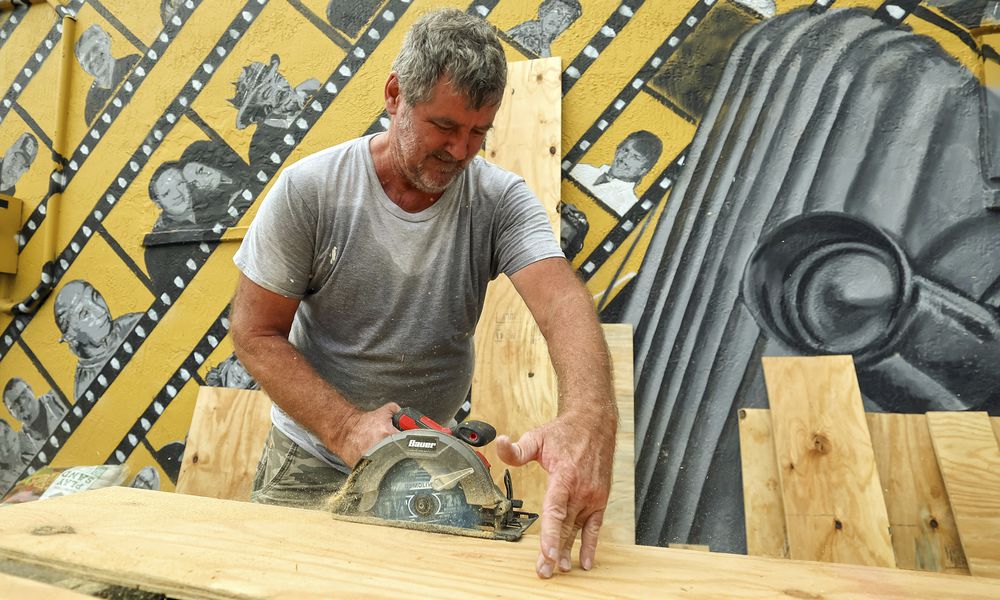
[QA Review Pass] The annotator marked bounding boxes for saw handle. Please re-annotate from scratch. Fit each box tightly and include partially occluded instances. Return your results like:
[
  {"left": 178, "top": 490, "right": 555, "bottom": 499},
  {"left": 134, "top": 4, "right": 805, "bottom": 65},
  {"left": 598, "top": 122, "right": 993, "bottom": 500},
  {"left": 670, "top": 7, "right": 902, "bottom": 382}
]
[{"left": 391, "top": 407, "right": 496, "bottom": 447}]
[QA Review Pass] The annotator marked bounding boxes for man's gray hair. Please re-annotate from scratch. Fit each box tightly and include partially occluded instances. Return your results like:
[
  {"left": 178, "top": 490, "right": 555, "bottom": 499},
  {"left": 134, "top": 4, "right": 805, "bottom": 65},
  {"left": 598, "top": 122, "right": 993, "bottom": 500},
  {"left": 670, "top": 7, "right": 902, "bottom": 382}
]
[{"left": 391, "top": 9, "right": 506, "bottom": 109}]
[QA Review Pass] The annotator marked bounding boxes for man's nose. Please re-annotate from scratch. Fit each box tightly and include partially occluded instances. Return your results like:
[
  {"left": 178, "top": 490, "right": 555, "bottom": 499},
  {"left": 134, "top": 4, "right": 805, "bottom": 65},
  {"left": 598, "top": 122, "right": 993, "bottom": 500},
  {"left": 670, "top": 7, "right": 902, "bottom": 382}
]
[{"left": 443, "top": 130, "right": 473, "bottom": 161}]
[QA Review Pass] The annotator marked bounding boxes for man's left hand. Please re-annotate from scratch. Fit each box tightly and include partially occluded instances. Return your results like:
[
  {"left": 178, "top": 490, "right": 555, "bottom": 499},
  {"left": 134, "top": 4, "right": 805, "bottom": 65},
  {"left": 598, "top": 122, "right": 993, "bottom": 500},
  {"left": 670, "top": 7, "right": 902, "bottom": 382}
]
[{"left": 495, "top": 412, "right": 615, "bottom": 579}]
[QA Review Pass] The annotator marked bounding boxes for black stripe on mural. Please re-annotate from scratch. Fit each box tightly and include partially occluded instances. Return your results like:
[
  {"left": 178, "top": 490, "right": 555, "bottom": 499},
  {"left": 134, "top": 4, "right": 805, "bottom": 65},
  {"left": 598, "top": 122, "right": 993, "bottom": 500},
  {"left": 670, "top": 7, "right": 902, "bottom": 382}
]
[
  {"left": 361, "top": 0, "right": 501, "bottom": 138},
  {"left": 0, "top": 2, "right": 79, "bottom": 126},
  {"left": 9, "top": 0, "right": 416, "bottom": 484},
  {"left": 810, "top": 0, "right": 836, "bottom": 14},
  {"left": 16, "top": 0, "right": 204, "bottom": 251},
  {"left": 105, "top": 306, "right": 230, "bottom": 466},
  {"left": 560, "top": 0, "right": 713, "bottom": 174},
  {"left": 575, "top": 149, "right": 687, "bottom": 281},
  {"left": 912, "top": 5, "right": 979, "bottom": 53},
  {"left": 0, "top": 3, "right": 29, "bottom": 51},
  {"left": 561, "top": 0, "right": 643, "bottom": 95},
  {"left": 873, "top": 0, "right": 921, "bottom": 26}
]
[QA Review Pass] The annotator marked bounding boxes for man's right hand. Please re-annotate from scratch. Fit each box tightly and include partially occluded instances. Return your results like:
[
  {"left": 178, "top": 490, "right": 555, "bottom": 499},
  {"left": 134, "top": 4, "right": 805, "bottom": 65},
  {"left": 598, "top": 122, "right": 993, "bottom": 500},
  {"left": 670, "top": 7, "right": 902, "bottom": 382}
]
[{"left": 335, "top": 402, "right": 402, "bottom": 467}]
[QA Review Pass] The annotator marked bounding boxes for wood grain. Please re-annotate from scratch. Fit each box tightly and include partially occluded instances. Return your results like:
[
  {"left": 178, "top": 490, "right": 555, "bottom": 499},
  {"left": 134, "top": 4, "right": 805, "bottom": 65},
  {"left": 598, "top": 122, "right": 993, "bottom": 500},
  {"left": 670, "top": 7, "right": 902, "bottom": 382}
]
[
  {"left": 926, "top": 411, "right": 1000, "bottom": 578},
  {"left": 992, "top": 417, "right": 1000, "bottom": 445},
  {"left": 761, "top": 356, "right": 895, "bottom": 567},
  {"left": 866, "top": 413, "right": 967, "bottom": 574},
  {"left": 175, "top": 387, "right": 272, "bottom": 501},
  {"left": 738, "top": 408, "right": 788, "bottom": 559},
  {"left": 2, "top": 488, "right": 999, "bottom": 599},
  {"left": 471, "top": 57, "right": 562, "bottom": 518},
  {"left": 602, "top": 323, "right": 635, "bottom": 545}
]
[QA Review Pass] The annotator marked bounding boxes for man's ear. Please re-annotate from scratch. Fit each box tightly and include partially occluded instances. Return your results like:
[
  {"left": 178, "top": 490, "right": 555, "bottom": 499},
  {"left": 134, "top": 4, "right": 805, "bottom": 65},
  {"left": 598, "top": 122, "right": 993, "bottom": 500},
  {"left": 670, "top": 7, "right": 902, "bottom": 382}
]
[{"left": 385, "top": 73, "right": 401, "bottom": 115}]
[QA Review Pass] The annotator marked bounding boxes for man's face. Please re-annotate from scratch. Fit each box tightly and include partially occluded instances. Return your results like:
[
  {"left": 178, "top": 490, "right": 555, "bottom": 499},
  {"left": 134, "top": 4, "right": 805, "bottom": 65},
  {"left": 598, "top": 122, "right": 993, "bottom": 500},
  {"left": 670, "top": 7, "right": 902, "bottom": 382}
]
[
  {"left": 0, "top": 135, "right": 36, "bottom": 191},
  {"left": 182, "top": 161, "right": 222, "bottom": 191},
  {"left": 78, "top": 32, "right": 113, "bottom": 82},
  {"left": 153, "top": 168, "right": 193, "bottom": 216},
  {"left": 3, "top": 381, "right": 38, "bottom": 425},
  {"left": 254, "top": 69, "right": 295, "bottom": 113},
  {"left": 389, "top": 77, "right": 498, "bottom": 194},
  {"left": 61, "top": 291, "right": 113, "bottom": 357},
  {"left": 540, "top": 2, "right": 577, "bottom": 39},
  {"left": 609, "top": 140, "right": 650, "bottom": 182}
]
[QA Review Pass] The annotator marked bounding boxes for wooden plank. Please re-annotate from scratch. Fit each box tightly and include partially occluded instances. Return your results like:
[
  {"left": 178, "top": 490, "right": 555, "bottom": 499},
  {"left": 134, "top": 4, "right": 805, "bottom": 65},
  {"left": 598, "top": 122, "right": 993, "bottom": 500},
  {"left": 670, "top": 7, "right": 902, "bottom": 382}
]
[
  {"left": 761, "top": 356, "right": 895, "bottom": 567},
  {"left": 471, "top": 57, "right": 562, "bottom": 518},
  {"left": 738, "top": 408, "right": 788, "bottom": 559},
  {"left": 602, "top": 323, "right": 634, "bottom": 545},
  {"left": 1, "top": 488, "right": 999, "bottom": 600},
  {"left": 175, "top": 387, "right": 272, "bottom": 501},
  {"left": 0, "top": 571, "right": 94, "bottom": 599},
  {"left": 926, "top": 411, "right": 1000, "bottom": 578},
  {"left": 992, "top": 417, "right": 1000, "bottom": 445},
  {"left": 866, "top": 413, "right": 967, "bottom": 574}
]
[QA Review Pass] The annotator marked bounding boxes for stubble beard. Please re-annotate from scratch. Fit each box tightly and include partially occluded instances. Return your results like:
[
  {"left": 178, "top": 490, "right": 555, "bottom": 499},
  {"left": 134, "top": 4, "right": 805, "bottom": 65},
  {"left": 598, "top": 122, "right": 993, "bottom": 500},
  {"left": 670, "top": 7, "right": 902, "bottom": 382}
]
[{"left": 392, "top": 110, "right": 464, "bottom": 195}]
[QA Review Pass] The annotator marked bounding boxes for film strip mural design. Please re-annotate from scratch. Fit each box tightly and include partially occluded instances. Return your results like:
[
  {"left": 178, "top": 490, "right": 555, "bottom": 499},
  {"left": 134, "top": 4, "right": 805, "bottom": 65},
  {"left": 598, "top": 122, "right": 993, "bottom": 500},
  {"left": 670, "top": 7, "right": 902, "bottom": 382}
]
[
  {"left": 0, "top": 2, "right": 29, "bottom": 51},
  {"left": 16, "top": 0, "right": 203, "bottom": 251}
]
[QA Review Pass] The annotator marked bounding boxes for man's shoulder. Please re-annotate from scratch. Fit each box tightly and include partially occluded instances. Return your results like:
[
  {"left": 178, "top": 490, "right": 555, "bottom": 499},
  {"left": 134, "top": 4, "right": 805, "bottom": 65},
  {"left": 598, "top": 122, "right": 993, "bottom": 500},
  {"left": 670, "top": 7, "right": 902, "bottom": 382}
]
[
  {"left": 281, "top": 136, "right": 369, "bottom": 184},
  {"left": 464, "top": 156, "right": 524, "bottom": 193}
]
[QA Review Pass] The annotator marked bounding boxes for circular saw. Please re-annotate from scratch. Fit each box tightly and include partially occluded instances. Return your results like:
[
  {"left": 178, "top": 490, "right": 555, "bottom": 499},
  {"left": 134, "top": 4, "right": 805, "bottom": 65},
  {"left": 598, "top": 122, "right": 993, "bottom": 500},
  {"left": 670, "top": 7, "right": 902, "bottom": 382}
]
[{"left": 326, "top": 408, "right": 538, "bottom": 541}]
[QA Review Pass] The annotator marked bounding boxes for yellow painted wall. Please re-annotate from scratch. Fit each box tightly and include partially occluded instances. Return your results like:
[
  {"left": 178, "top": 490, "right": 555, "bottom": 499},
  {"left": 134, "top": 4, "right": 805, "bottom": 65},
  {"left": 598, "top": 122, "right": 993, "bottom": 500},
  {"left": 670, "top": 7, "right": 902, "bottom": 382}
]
[{"left": 0, "top": 0, "right": 990, "bottom": 550}]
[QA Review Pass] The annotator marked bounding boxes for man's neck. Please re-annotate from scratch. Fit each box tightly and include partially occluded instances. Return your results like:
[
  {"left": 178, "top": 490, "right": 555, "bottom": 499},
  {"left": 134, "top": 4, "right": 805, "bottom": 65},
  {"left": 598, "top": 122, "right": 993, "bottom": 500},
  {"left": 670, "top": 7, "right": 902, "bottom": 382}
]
[{"left": 369, "top": 133, "right": 443, "bottom": 212}]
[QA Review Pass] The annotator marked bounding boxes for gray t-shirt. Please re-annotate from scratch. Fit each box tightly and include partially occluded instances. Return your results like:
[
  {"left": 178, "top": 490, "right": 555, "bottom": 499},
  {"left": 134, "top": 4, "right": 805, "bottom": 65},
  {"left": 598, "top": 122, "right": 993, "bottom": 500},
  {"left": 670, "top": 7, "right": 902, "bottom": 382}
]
[{"left": 233, "top": 134, "right": 562, "bottom": 470}]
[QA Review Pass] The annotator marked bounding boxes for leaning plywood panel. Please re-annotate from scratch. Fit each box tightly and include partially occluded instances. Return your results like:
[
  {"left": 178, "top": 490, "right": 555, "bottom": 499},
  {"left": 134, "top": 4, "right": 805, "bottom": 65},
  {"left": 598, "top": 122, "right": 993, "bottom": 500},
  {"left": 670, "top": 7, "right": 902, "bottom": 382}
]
[
  {"left": 471, "top": 57, "right": 561, "bottom": 517},
  {"left": 602, "top": 323, "right": 635, "bottom": 545},
  {"left": 866, "top": 413, "right": 967, "bottom": 574},
  {"left": 1, "top": 488, "right": 999, "bottom": 599},
  {"left": 761, "top": 356, "right": 895, "bottom": 567},
  {"left": 738, "top": 408, "right": 788, "bottom": 559},
  {"left": 992, "top": 417, "right": 1000, "bottom": 445},
  {"left": 926, "top": 411, "right": 1000, "bottom": 579},
  {"left": 175, "top": 387, "right": 272, "bottom": 501}
]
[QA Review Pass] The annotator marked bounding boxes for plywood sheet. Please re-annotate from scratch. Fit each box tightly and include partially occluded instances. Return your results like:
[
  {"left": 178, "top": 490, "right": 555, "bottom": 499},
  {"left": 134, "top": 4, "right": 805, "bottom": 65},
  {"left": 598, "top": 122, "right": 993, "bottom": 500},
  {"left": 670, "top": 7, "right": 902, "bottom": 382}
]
[
  {"left": 471, "top": 57, "right": 562, "bottom": 517},
  {"left": 761, "top": 356, "right": 894, "bottom": 567},
  {"left": 2, "top": 488, "right": 999, "bottom": 599},
  {"left": 866, "top": 413, "right": 967, "bottom": 574},
  {"left": 926, "top": 411, "right": 1000, "bottom": 578},
  {"left": 738, "top": 408, "right": 788, "bottom": 559},
  {"left": 992, "top": 417, "right": 1000, "bottom": 445},
  {"left": 175, "top": 387, "right": 272, "bottom": 501},
  {"left": 602, "top": 323, "right": 634, "bottom": 545}
]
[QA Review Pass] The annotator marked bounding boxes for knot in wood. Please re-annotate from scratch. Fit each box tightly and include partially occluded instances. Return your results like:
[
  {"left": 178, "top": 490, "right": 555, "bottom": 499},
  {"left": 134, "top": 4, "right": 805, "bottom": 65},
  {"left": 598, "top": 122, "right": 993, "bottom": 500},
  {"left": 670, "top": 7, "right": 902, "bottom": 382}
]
[
  {"left": 32, "top": 525, "right": 75, "bottom": 536},
  {"left": 810, "top": 433, "right": 831, "bottom": 454}
]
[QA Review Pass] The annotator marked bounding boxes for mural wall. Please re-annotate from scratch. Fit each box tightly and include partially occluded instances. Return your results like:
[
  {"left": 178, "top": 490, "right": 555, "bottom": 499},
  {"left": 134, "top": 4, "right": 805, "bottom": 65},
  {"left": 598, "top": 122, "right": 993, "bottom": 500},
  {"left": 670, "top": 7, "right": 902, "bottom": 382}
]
[{"left": 1, "top": 0, "right": 997, "bottom": 553}]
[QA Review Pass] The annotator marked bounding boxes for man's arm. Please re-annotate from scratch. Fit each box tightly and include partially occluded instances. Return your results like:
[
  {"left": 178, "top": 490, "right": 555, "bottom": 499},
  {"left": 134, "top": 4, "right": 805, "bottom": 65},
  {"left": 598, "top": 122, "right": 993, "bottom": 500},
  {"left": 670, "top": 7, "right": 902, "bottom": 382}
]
[
  {"left": 495, "top": 256, "right": 617, "bottom": 579},
  {"left": 230, "top": 275, "right": 399, "bottom": 466}
]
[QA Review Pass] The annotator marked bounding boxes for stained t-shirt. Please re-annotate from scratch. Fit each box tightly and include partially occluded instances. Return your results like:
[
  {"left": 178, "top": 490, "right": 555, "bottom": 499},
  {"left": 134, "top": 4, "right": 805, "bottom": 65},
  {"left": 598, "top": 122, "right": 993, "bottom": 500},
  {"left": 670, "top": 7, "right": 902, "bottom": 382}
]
[{"left": 233, "top": 134, "right": 562, "bottom": 470}]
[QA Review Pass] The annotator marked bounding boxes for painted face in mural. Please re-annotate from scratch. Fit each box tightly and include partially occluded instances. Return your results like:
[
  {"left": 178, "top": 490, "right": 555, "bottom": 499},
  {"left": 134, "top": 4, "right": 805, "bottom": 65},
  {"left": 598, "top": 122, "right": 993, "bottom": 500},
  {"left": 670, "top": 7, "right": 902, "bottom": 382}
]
[
  {"left": 152, "top": 167, "right": 194, "bottom": 218},
  {"left": 130, "top": 466, "right": 160, "bottom": 490},
  {"left": 0, "top": 134, "right": 38, "bottom": 192},
  {"left": 3, "top": 379, "right": 38, "bottom": 425},
  {"left": 540, "top": 0, "right": 579, "bottom": 39},
  {"left": 389, "top": 77, "right": 497, "bottom": 194},
  {"left": 609, "top": 139, "right": 651, "bottom": 182},
  {"left": 55, "top": 283, "right": 114, "bottom": 359},
  {"left": 182, "top": 161, "right": 223, "bottom": 191},
  {"left": 76, "top": 26, "right": 115, "bottom": 86}
]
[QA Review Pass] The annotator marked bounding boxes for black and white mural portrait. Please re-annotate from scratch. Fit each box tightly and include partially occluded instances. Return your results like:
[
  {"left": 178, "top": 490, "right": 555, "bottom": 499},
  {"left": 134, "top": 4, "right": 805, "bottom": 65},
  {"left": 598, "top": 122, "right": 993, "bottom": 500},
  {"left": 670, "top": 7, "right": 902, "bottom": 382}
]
[
  {"left": 0, "top": 132, "right": 38, "bottom": 196},
  {"left": 507, "top": 0, "right": 582, "bottom": 58},
  {"left": 74, "top": 23, "right": 140, "bottom": 125},
  {"left": 568, "top": 130, "right": 662, "bottom": 217}
]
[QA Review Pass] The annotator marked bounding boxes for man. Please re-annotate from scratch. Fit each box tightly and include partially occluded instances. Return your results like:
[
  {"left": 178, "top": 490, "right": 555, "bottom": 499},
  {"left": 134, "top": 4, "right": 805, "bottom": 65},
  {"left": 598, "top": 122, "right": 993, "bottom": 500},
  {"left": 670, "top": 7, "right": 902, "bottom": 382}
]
[
  {"left": 228, "top": 55, "right": 320, "bottom": 177},
  {"left": 0, "top": 132, "right": 38, "bottom": 197},
  {"left": 74, "top": 24, "right": 140, "bottom": 125},
  {"left": 2, "top": 378, "right": 68, "bottom": 447},
  {"left": 231, "top": 9, "right": 616, "bottom": 580},
  {"left": 0, "top": 418, "right": 36, "bottom": 492},
  {"left": 53, "top": 280, "right": 142, "bottom": 400},
  {"left": 569, "top": 130, "right": 663, "bottom": 216},
  {"left": 508, "top": 0, "right": 583, "bottom": 58}
]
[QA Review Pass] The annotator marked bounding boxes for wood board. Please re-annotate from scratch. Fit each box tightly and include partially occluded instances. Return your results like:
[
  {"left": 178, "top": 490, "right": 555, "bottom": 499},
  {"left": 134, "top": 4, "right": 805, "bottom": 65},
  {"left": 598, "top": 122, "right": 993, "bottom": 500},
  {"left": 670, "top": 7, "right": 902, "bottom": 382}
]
[
  {"left": 175, "top": 387, "right": 272, "bottom": 501},
  {"left": 0, "top": 571, "right": 94, "bottom": 599},
  {"left": 601, "top": 323, "right": 635, "bottom": 545},
  {"left": 926, "top": 411, "right": 1000, "bottom": 578},
  {"left": 761, "top": 356, "right": 895, "bottom": 567},
  {"left": 737, "top": 408, "right": 788, "bottom": 559},
  {"left": 471, "top": 57, "right": 562, "bottom": 520},
  {"left": 2, "top": 487, "right": 999, "bottom": 599},
  {"left": 866, "top": 412, "right": 967, "bottom": 574}
]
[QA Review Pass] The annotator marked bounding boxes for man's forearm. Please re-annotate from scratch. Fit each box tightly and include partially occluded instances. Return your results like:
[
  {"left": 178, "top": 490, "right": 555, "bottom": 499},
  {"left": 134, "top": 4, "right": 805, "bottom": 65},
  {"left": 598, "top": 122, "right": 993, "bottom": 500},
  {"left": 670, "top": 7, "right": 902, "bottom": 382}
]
[{"left": 233, "top": 332, "right": 362, "bottom": 454}]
